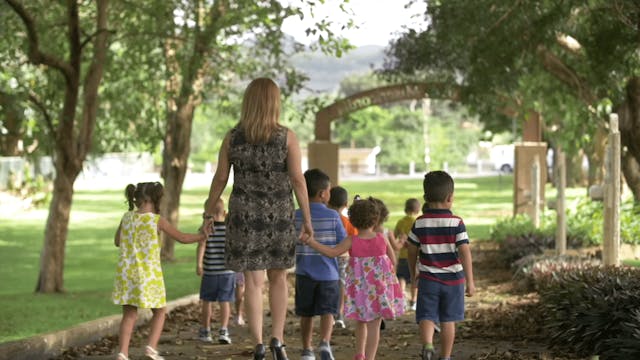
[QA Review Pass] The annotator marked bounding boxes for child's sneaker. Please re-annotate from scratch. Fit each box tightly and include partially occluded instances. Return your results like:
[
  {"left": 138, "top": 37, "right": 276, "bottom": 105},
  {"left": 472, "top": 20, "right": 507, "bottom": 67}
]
[
  {"left": 420, "top": 345, "right": 435, "bottom": 360},
  {"left": 301, "top": 348, "right": 316, "bottom": 360},
  {"left": 318, "top": 341, "right": 335, "bottom": 360},
  {"left": 334, "top": 316, "right": 346, "bottom": 329},
  {"left": 218, "top": 328, "right": 231, "bottom": 344},
  {"left": 198, "top": 328, "right": 212, "bottom": 342}
]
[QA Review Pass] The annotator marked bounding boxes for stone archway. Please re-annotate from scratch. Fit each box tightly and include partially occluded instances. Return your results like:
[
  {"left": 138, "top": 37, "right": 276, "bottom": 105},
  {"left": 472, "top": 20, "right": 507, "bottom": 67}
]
[{"left": 308, "top": 82, "right": 459, "bottom": 184}]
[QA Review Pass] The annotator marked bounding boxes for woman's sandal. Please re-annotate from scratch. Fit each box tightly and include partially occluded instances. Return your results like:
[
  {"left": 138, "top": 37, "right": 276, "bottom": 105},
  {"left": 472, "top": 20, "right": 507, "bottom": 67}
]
[
  {"left": 253, "top": 343, "right": 266, "bottom": 360},
  {"left": 269, "top": 337, "right": 289, "bottom": 360},
  {"left": 144, "top": 345, "right": 165, "bottom": 360},
  {"left": 116, "top": 353, "right": 129, "bottom": 360}
]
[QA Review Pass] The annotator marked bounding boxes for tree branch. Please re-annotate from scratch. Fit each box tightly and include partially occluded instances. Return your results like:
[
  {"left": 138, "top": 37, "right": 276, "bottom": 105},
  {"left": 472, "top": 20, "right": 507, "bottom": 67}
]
[
  {"left": 26, "top": 91, "right": 56, "bottom": 136},
  {"left": 535, "top": 45, "right": 596, "bottom": 105},
  {"left": 78, "top": 0, "right": 110, "bottom": 158},
  {"left": 4, "top": 0, "right": 74, "bottom": 81}
]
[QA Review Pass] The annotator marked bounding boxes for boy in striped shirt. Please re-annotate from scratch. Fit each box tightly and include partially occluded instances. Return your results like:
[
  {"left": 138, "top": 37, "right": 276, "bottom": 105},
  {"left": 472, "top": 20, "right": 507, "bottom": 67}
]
[
  {"left": 197, "top": 198, "right": 234, "bottom": 344},
  {"left": 407, "top": 171, "right": 475, "bottom": 360}
]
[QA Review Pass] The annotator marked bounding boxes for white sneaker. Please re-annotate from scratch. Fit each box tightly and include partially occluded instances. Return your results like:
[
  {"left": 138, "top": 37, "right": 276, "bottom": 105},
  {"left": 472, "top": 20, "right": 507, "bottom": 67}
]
[
  {"left": 301, "top": 348, "right": 316, "bottom": 360},
  {"left": 198, "top": 328, "right": 212, "bottom": 342},
  {"left": 334, "top": 319, "right": 346, "bottom": 329},
  {"left": 218, "top": 328, "right": 231, "bottom": 344},
  {"left": 318, "top": 341, "right": 335, "bottom": 360}
]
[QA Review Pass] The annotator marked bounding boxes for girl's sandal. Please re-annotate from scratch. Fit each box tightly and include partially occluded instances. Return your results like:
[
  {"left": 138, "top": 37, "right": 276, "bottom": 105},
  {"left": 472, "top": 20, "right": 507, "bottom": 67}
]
[
  {"left": 145, "top": 345, "right": 165, "bottom": 360},
  {"left": 354, "top": 354, "right": 366, "bottom": 360},
  {"left": 116, "top": 353, "right": 129, "bottom": 360}
]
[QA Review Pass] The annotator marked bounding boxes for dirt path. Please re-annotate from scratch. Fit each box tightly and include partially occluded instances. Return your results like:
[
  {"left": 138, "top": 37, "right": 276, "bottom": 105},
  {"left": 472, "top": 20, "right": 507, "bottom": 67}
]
[{"left": 55, "top": 243, "right": 586, "bottom": 360}]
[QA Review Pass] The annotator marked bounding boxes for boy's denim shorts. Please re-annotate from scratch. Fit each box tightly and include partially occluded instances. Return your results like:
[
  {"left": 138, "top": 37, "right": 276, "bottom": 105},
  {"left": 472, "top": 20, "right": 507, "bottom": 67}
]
[
  {"left": 295, "top": 274, "right": 339, "bottom": 317},
  {"left": 396, "top": 258, "right": 412, "bottom": 282},
  {"left": 415, "top": 278, "right": 464, "bottom": 323},
  {"left": 200, "top": 273, "right": 235, "bottom": 302}
]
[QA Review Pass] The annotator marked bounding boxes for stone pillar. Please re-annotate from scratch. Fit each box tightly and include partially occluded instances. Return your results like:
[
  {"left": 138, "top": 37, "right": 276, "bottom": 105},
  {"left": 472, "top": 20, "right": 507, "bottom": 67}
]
[
  {"left": 555, "top": 148, "right": 567, "bottom": 255},
  {"left": 603, "top": 114, "right": 621, "bottom": 266},
  {"left": 308, "top": 141, "right": 340, "bottom": 185},
  {"left": 514, "top": 142, "right": 547, "bottom": 218}
]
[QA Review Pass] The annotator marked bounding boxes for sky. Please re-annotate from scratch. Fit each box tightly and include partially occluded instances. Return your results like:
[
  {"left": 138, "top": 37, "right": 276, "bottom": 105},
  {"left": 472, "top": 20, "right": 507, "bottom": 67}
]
[{"left": 281, "top": 0, "right": 427, "bottom": 47}]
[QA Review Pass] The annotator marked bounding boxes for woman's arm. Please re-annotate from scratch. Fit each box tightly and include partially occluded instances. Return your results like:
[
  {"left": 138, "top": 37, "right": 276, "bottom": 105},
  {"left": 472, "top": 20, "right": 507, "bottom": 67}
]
[
  {"left": 286, "top": 129, "right": 313, "bottom": 241},
  {"left": 196, "top": 237, "right": 206, "bottom": 276},
  {"left": 306, "top": 236, "right": 352, "bottom": 258},
  {"left": 114, "top": 221, "right": 122, "bottom": 247},
  {"left": 204, "top": 132, "right": 231, "bottom": 233},
  {"left": 158, "top": 217, "right": 205, "bottom": 244}
]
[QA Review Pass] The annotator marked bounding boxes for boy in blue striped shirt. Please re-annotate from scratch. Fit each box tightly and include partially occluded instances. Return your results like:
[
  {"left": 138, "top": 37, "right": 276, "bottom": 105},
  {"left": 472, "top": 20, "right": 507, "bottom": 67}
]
[
  {"left": 197, "top": 198, "right": 235, "bottom": 344},
  {"left": 294, "top": 168, "right": 346, "bottom": 360},
  {"left": 407, "top": 171, "right": 475, "bottom": 360}
]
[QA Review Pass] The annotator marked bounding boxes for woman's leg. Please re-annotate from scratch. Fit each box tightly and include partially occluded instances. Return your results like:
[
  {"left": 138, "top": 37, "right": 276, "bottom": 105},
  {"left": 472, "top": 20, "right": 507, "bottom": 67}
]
[
  {"left": 267, "top": 268, "right": 288, "bottom": 342},
  {"left": 147, "top": 307, "right": 166, "bottom": 349},
  {"left": 245, "top": 270, "right": 266, "bottom": 345},
  {"left": 365, "top": 318, "right": 383, "bottom": 360},
  {"left": 117, "top": 305, "right": 138, "bottom": 356}
]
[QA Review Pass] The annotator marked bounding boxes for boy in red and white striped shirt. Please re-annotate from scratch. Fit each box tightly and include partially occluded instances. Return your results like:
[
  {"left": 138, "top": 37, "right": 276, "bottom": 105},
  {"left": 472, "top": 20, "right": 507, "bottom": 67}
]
[{"left": 407, "top": 171, "right": 475, "bottom": 360}]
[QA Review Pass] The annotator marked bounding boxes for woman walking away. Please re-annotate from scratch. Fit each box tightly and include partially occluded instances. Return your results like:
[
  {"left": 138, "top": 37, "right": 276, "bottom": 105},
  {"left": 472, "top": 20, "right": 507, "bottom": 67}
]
[{"left": 203, "top": 78, "right": 313, "bottom": 360}]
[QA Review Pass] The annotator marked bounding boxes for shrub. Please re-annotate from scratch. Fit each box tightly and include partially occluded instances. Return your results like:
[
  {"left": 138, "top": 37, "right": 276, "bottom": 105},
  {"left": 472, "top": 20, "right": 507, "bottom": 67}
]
[
  {"left": 490, "top": 214, "right": 555, "bottom": 267},
  {"left": 537, "top": 266, "right": 640, "bottom": 358},
  {"left": 511, "top": 254, "right": 601, "bottom": 293}
]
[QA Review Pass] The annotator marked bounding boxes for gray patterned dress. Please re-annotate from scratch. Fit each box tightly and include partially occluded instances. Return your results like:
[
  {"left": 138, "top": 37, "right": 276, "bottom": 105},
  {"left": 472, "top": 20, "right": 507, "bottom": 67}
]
[{"left": 224, "top": 126, "right": 297, "bottom": 271}]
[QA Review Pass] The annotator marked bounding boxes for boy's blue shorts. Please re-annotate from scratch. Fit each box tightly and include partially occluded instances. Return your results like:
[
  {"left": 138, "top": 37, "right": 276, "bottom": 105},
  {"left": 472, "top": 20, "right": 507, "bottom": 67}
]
[
  {"left": 295, "top": 274, "right": 339, "bottom": 317},
  {"left": 396, "top": 258, "right": 412, "bottom": 282},
  {"left": 200, "top": 273, "right": 235, "bottom": 302},
  {"left": 415, "top": 278, "right": 464, "bottom": 323}
]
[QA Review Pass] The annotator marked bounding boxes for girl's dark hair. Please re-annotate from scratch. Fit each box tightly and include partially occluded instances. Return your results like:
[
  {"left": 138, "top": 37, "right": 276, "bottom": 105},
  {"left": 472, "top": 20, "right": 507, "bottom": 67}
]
[
  {"left": 368, "top": 196, "right": 389, "bottom": 225},
  {"left": 348, "top": 198, "right": 379, "bottom": 230},
  {"left": 125, "top": 182, "right": 164, "bottom": 213}
]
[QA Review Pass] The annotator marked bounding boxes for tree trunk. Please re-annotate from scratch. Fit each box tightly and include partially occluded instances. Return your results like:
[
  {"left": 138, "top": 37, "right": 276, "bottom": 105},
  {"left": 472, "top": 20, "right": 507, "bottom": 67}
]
[
  {"left": 4, "top": 0, "right": 111, "bottom": 293},
  {"left": 565, "top": 149, "right": 587, "bottom": 188},
  {"left": 160, "top": 102, "right": 196, "bottom": 260},
  {"left": 618, "top": 76, "right": 640, "bottom": 203},
  {"left": 0, "top": 91, "right": 24, "bottom": 156},
  {"left": 585, "top": 125, "right": 606, "bottom": 187},
  {"left": 621, "top": 151, "right": 640, "bottom": 203},
  {"left": 35, "top": 167, "right": 77, "bottom": 292}
]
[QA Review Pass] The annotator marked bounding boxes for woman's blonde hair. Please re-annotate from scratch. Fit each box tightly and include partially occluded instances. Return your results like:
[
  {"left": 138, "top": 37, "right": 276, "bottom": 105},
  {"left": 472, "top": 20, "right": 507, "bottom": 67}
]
[{"left": 239, "top": 78, "right": 281, "bottom": 144}]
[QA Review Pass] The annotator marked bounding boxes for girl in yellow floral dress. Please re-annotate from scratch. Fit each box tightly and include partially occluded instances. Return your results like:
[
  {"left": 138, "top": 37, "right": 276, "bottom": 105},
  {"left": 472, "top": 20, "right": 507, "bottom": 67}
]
[{"left": 112, "top": 182, "right": 204, "bottom": 360}]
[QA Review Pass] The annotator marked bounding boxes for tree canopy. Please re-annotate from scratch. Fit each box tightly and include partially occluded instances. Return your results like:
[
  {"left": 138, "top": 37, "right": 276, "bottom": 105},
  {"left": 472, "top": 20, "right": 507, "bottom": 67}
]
[{"left": 384, "top": 0, "right": 640, "bottom": 199}]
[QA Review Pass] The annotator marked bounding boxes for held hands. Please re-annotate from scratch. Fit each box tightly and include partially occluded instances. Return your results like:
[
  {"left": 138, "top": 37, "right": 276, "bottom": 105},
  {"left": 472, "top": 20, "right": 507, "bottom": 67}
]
[{"left": 298, "top": 222, "right": 313, "bottom": 244}]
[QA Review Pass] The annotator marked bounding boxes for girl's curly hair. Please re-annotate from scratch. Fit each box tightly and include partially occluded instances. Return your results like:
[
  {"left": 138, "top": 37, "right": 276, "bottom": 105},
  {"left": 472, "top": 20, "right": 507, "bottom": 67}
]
[{"left": 348, "top": 198, "right": 379, "bottom": 230}]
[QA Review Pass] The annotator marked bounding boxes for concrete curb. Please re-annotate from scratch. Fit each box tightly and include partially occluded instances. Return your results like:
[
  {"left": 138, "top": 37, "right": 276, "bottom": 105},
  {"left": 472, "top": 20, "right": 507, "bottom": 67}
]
[{"left": 0, "top": 294, "right": 199, "bottom": 360}]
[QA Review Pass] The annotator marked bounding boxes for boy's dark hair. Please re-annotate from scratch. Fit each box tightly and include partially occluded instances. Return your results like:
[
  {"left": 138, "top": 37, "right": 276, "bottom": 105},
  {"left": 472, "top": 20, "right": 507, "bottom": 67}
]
[
  {"left": 328, "top": 186, "right": 348, "bottom": 208},
  {"left": 405, "top": 198, "right": 421, "bottom": 213},
  {"left": 304, "top": 168, "right": 331, "bottom": 198},
  {"left": 348, "top": 198, "right": 379, "bottom": 229},
  {"left": 125, "top": 182, "right": 163, "bottom": 213},
  {"left": 423, "top": 170, "right": 454, "bottom": 203}
]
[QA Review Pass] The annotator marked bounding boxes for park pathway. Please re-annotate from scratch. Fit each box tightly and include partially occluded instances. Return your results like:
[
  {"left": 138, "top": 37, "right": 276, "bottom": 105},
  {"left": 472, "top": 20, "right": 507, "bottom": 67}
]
[{"left": 55, "top": 243, "right": 585, "bottom": 360}]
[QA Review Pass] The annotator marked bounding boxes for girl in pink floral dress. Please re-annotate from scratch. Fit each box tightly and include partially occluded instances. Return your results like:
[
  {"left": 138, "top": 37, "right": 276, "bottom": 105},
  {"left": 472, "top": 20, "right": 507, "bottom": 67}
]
[{"left": 304, "top": 197, "right": 404, "bottom": 360}]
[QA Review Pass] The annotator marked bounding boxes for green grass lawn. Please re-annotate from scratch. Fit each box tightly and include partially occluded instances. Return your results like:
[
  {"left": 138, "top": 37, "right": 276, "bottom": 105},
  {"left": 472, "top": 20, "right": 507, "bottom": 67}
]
[{"left": 0, "top": 174, "right": 517, "bottom": 343}]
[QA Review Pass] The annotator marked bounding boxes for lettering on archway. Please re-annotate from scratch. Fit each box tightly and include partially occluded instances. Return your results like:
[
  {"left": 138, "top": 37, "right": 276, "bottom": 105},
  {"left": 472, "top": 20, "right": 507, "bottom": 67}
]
[
  {"left": 309, "top": 82, "right": 459, "bottom": 185},
  {"left": 314, "top": 82, "right": 458, "bottom": 141}
]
